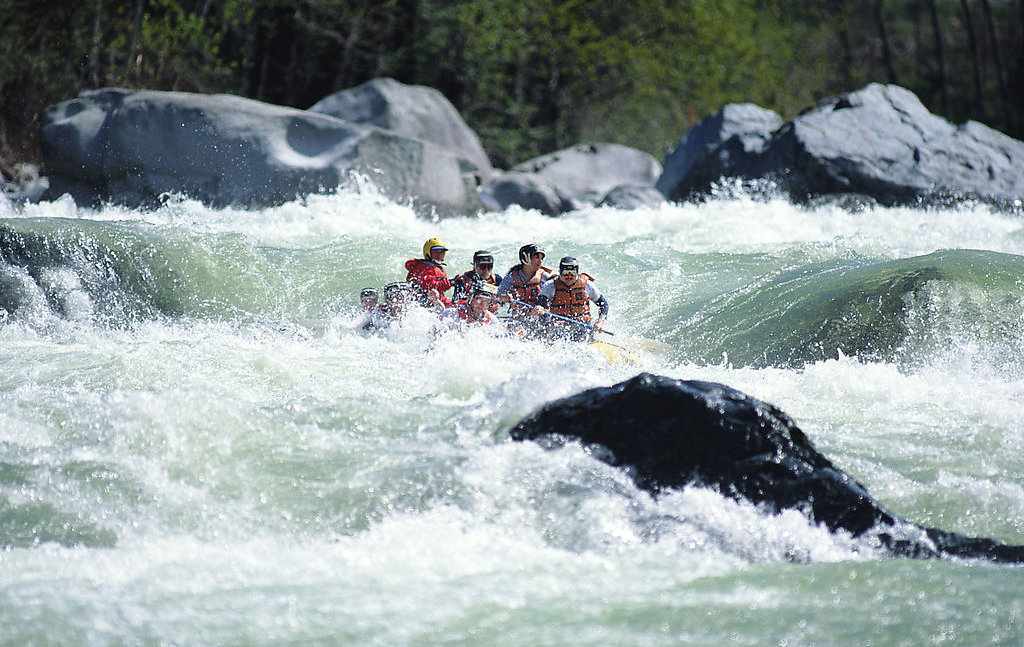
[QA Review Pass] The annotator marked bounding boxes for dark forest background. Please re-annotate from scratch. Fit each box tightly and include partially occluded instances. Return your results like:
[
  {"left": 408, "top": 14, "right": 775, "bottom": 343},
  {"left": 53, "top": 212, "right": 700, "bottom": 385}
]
[{"left": 2, "top": 0, "right": 1022, "bottom": 181}]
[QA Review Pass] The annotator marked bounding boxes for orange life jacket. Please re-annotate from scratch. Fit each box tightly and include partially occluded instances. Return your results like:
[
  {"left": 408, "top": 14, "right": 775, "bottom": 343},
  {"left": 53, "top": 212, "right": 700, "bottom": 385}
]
[
  {"left": 549, "top": 273, "right": 594, "bottom": 321},
  {"left": 508, "top": 265, "right": 551, "bottom": 314}
]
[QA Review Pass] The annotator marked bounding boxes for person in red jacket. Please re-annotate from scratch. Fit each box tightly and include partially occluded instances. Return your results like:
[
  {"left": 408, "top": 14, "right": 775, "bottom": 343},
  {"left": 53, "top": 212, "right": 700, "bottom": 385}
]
[{"left": 405, "top": 237, "right": 452, "bottom": 309}]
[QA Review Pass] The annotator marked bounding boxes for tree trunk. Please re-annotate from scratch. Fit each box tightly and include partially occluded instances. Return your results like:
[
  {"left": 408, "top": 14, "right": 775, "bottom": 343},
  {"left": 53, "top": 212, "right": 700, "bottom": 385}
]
[
  {"left": 874, "top": 0, "right": 897, "bottom": 84},
  {"left": 835, "top": 0, "right": 853, "bottom": 87},
  {"left": 257, "top": 46, "right": 270, "bottom": 101},
  {"left": 89, "top": 0, "right": 104, "bottom": 87},
  {"left": 960, "top": 0, "right": 987, "bottom": 120},
  {"left": 927, "top": 0, "right": 951, "bottom": 118},
  {"left": 128, "top": 0, "right": 147, "bottom": 86},
  {"left": 286, "top": 38, "right": 300, "bottom": 106},
  {"left": 980, "top": 0, "right": 1011, "bottom": 132}
]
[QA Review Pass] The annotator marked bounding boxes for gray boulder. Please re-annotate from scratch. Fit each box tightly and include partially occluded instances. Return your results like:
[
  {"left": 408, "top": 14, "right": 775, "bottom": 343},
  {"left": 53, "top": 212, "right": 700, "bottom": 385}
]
[
  {"left": 309, "top": 77, "right": 492, "bottom": 180},
  {"left": 2, "top": 176, "right": 50, "bottom": 205},
  {"left": 512, "top": 142, "right": 662, "bottom": 208},
  {"left": 656, "top": 103, "right": 782, "bottom": 201},
  {"left": 761, "top": 83, "right": 1024, "bottom": 207},
  {"left": 480, "top": 142, "right": 663, "bottom": 215},
  {"left": 477, "top": 171, "right": 570, "bottom": 216},
  {"left": 597, "top": 184, "right": 666, "bottom": 209},
  {"left": 659, "top": 83, "right": 1024, "bottom": 210},
  {"left": 1, "top": 162, "right": 49, "bottom": 205},
  {"left": 41, "top": 88, "right": 480, "bottom": 214}
]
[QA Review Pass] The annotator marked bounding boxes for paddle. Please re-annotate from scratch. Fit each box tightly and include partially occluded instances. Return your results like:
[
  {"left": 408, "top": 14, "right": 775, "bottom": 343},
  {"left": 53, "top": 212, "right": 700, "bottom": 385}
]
[
  {"left": 508, "top": 298, "right": 614, "bottom": 335},
  {"left": 503, "top": 299, "right": 673, "bottom": 356}
]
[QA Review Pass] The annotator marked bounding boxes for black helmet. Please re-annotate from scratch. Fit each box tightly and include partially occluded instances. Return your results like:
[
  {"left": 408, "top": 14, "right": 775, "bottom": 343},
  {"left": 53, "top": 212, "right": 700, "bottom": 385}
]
[
  {"left": 383, "top": 281, "right": 412, "bottom": 302},
  {"left": 559, "top": 256, "right": 579, "bottom": 273},
  {"left": 519, "top": 243, "right": 545, "bottom": 265},
  {"left": 471, "top": 282, "right": 498, "bottom": 300},
  {"left": 360, "top": 287, "right": 378, "bottom": 300},
  {"left": 473, "top": 250, "right": 494, "bottom": 265}
]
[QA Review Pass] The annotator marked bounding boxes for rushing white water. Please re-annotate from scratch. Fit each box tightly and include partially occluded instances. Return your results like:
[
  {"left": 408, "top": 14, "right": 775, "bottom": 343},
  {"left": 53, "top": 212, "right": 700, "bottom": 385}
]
[{"left": 2, "top": 185, "right": 1024, "bottom": 645}]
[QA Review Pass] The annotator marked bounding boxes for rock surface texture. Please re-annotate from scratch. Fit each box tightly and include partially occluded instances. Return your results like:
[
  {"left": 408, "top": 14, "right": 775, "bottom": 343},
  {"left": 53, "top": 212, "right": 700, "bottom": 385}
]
[
  {"left": 658, "top": 84, "right": 1024, "bottom": 210},
  {"left": 29, "top": 80, "right": 1024, "bottom": 214},
  {"left": 480, "top": 143, "right": 662, "bottom": 215},
  {"left": 40, "top": 87, "right": 480, "bottom": 213},
  {"left": 308, "top": 77, "right": 493, "bottom": 181},
  {"left": 511, "top": 373, "right": 1024, "bottom": 562}
]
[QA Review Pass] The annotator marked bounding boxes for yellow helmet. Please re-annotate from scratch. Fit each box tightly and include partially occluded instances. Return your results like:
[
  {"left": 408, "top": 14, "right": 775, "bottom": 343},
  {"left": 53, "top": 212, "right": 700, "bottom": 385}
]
[{"left": 422, "top": 237, "right": 448, "bottom": 259}]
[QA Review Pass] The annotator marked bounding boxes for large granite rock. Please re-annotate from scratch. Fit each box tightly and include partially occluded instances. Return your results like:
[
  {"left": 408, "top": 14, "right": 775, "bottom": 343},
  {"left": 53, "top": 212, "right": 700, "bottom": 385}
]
[
  {"left": 511, "top": 373, "right": 1024, "bottom": 563},
  {"left": 658, "top": 83, "right": 1024, "bottom": 210},
  {"left": 656, "top": 103, "right": 782, "bottom": 201},
  {"left": 476, "top": 171, "right": 571, "bottom": 216},
  {"left": 480, "top": 143, "right": 662, "bottom": 215},
  {"left": 308, "top": 77, "right": 493, "bottom": 181},
  {"left": 40, "top": 88, "right": 481, "bottom": 214},
  {"left": 597, "top": 184, "right": 666, "bottom": 210}
]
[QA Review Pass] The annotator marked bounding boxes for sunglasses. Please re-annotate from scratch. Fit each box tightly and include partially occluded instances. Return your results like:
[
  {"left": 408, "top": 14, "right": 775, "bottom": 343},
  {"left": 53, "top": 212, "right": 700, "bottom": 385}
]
[{"left": 476, "top": 263, "right": 493, "bottom": 269}]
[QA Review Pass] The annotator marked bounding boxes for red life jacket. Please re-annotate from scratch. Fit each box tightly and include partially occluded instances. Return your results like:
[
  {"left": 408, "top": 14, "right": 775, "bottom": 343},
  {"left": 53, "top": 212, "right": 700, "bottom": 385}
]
[
  {"left": 508, "top": 265, "right": 550, "bottom": 314},
  {"left": 453, "top": 270, "right": 501, "bottom": 310},
  {"left": 405, "top": 258, "right": 451, "bottom": 305},
  {"left": 549, "top": 273, "right": 594, "bottom": 321},
  {"left": 455, "top": 269, "right": 499, "bottom": 288}
]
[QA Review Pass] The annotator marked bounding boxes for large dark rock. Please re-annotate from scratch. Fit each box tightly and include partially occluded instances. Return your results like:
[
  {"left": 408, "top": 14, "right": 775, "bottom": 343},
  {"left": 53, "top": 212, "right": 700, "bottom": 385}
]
[
  {"left": 510, "top": 373, "right": 1024, "bottom": 562},
  {"left": 658, "top": 84, "right": 1024, "bottom": 210},
  {"left": 40, "top": 87, "right": 481, "bottom": 214},
  {"left": 308, "top": 77, "right": 493, "bottom": 181}
]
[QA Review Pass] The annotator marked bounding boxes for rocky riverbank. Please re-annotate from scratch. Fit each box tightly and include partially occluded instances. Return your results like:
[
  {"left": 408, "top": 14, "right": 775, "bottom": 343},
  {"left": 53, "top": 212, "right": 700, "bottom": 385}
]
[{"left": 4, "top": 78, "right": 1022, "bottom": 215}]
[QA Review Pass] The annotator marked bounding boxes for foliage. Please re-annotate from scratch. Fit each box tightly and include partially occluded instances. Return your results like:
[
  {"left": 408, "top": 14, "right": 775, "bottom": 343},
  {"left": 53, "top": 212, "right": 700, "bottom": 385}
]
[
  {"left": 1, "top": 0, "right": 1023, "bottom": 178},
  {"left": 456, "top": 0, "right": 775, "bottom": 163}
]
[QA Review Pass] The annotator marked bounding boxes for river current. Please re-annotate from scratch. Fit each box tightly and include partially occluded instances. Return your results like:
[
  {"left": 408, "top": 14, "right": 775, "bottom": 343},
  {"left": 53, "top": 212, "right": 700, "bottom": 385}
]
[{"left": 1, "top": 185, "right": 1023, "bottom": 645}]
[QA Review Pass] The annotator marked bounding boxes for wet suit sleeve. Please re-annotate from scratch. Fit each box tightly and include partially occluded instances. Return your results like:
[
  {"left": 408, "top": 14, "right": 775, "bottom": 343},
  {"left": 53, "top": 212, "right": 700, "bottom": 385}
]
[
  {"left": 452, "top": 275, "right": 467, "bottom": 302},
  {"left": 534, "top": 280, "right": 556, "bottom": 308},
  {"left": 496, "top": 273, "right": 514, "bottom": 295},
  {"left": 585, "top": 282, "right": 608, "bottom": 317}
]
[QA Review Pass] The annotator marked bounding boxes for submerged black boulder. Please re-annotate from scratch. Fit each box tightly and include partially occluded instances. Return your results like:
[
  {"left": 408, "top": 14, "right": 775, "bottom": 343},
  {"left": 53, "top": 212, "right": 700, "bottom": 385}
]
[{"left": 510, "top": 373, "right": 1024, "bottom": 563}]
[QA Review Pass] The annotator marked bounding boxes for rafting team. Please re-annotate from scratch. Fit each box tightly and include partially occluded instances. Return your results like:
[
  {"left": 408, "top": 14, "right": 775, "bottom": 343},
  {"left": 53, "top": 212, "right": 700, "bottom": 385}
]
[{"left": 358, "top": 237, "right": 609, "bottom": 341}]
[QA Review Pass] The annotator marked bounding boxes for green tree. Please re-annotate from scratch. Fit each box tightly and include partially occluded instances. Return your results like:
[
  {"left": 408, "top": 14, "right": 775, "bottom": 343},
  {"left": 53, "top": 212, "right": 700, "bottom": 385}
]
[
  {"left": 3, "top": 0, "right": 1024, "bottom": 180},
  {"left": 454, "top": 0, "right": 827, "bottom": 164},
  {"left": 0, "top": 0, "right": 246, "bottom": 174}
]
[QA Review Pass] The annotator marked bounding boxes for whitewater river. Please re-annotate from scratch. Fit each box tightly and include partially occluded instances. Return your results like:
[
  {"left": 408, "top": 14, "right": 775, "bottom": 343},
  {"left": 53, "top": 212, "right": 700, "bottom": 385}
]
[{"left": 1, "top": 185, "right": 1023, "bottom": 645}]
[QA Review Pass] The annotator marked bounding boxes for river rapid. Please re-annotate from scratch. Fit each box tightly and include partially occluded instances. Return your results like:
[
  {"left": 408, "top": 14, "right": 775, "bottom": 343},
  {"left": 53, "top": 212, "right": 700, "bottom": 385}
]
[{"left": 1, "top": 185, "right": 1023, "bottom": 645}]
